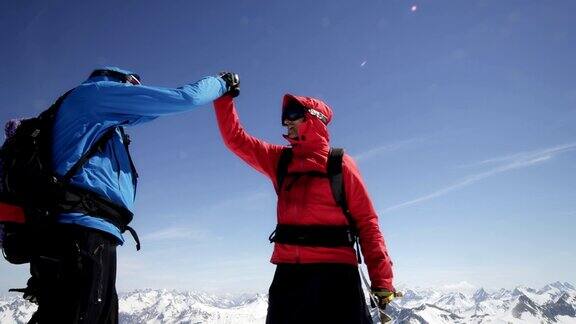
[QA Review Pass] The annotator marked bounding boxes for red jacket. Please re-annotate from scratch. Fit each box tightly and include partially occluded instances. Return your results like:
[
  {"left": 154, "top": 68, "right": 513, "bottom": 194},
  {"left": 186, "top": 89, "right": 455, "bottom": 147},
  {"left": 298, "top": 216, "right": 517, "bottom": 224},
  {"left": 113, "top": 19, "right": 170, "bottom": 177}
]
[{"left": 213, "top": 94, "right": 394, "bottom": 291}]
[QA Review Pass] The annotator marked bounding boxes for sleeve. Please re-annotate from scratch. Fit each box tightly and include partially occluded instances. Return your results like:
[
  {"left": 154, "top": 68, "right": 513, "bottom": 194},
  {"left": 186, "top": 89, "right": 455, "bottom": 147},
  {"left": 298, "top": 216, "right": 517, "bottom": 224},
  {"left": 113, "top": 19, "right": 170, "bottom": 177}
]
[
  {"left": 213, "top": 95, "right": 284, "bottom": 182},
  {"left": 342, "top": 154, "right": 395, "bottom": 291},
  {"left": 89, "top": 76, "right": 227, "bottom": 125}
]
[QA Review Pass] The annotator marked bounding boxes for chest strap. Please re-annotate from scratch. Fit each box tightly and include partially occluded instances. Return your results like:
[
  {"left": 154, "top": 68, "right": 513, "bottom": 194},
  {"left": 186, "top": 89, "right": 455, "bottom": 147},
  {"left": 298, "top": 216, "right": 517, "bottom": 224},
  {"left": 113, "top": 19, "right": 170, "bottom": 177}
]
[{"left": 269, "top": 224, "right": 355, "bottom": 247}]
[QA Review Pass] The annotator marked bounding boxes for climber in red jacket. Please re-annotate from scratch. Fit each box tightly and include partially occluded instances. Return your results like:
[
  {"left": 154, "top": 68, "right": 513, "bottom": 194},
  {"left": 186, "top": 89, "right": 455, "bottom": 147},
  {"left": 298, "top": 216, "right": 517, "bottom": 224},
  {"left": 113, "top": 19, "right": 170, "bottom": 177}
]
[{"left": 213, "top": 90, "right": 396, "bottom": 324}]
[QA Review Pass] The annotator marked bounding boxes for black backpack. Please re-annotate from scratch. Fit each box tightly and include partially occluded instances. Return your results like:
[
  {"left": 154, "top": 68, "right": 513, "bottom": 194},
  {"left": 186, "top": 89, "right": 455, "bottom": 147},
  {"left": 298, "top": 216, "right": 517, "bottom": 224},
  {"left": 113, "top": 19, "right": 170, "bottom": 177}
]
[
  {"left": 0, "top": 90, "right": 139, "bottom": 264},
  {"left": 271, "top": 147, "right": 362, "bottom": 263}
]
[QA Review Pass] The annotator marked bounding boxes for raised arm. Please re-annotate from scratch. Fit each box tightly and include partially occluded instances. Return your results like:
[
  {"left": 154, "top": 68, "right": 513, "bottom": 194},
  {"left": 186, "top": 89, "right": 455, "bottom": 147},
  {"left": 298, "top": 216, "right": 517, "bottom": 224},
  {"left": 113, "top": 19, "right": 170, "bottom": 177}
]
[
  {"left": 213, "top": 95, "right": 283, "bottom": 181},
  {"left": 342, "top": 154, "right": 395, "bottom": 292},
  {"left": 75, "top": 76, "right": 228, "bottom": 125}
]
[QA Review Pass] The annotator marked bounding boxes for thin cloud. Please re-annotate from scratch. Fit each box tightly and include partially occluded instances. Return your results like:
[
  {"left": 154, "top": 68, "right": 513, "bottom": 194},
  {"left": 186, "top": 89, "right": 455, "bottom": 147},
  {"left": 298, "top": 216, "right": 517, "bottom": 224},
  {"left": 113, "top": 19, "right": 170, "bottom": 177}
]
[
  {"left": 382, "top": 142, "right": 576, "bottom": 213},
  {"left": 205, "top": 191, "right": 271, "bottom": 212},
  {"left": 138, "top": 191, "right": 270, "bottom": 242},
  {"left": 461, "top": 143, "right": 576, "bottom": 168},
  {"left": 18, "top": 8, "right": 48, "bottom": 38},
  {"left": 440, "top": 281, "right": 477, "bottom": 293},
  {"left": 143, "top": 227, "right": 210, "bottom": 241},
  {"left": 117, "top": 255, "right": 271, "bottom": 292},
  {"left": 117, "top": 256, "right": 147, "bottom": 276},
  {"left": 354, "top": 138, "right": 424, "bottom": 162}
]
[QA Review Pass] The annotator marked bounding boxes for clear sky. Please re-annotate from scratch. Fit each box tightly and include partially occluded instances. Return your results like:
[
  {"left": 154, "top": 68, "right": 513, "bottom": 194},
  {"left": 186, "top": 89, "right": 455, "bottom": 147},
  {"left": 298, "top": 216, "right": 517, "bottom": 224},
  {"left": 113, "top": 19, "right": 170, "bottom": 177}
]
[{"left": 0, "top": 1, "right": 574, "bottom": 294}]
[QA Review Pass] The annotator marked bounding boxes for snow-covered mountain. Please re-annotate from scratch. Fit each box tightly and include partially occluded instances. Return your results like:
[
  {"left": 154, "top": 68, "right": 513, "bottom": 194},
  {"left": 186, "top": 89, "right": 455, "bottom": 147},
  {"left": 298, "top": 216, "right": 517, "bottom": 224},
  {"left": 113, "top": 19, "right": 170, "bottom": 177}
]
[
  {"left": 0, "top": 297, "right": 36, "bottom": 324},
  {"left": 118, "top": 289, "right": 267, "bottom": 324},
  {"left": 0, "top": 290, "right": 268, "bottom": 324},
  {"left": 0, "top": 281, "right": 574, "bottom": 323},
  {"left": 390, "top": 281, "right": 576, "bottom": 323}
]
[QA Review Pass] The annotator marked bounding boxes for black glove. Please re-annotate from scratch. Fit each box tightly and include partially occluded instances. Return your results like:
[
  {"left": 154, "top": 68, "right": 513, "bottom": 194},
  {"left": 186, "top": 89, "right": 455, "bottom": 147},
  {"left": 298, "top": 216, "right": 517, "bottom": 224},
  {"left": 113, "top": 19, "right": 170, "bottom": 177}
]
[
  {"left": 219, "top": 72, "right": 240, "bottom": 98},
  {"left": 9, "top": 277, "right": 40, "bottom": 304}
]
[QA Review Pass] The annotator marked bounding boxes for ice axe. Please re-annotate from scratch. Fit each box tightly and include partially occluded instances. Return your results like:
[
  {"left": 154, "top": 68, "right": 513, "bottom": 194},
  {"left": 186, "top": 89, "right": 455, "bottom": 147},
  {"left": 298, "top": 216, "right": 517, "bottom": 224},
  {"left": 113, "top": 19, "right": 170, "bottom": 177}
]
[
  {"left": 360, "top": 268, "right": 402, "bottom": 323},
  {"left": 368, "top": 290, "right": 403, "bottom": 323}
]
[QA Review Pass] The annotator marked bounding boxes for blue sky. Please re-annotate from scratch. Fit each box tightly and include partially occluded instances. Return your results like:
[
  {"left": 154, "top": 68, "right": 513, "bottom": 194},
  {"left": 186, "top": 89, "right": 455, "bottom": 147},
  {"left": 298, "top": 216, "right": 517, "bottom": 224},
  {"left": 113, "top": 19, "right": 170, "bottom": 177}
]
[{"left": 0, "top": 1, "right": 574, "bottom": 294}]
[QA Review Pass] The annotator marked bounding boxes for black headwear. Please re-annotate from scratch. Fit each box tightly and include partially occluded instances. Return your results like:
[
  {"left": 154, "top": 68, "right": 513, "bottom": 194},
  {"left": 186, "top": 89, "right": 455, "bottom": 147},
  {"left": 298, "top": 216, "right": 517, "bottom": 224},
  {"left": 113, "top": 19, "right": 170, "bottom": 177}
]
[{"left": 89, "top": 69, "right": 142, "bottom": 85}]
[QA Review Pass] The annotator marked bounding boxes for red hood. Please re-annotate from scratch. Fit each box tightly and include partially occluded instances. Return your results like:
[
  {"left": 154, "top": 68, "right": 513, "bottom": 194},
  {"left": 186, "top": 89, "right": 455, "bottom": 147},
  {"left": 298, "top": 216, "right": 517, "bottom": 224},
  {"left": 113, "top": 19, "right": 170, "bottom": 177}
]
[{"left": 282, "top": 94, "right": 333, "bottom": 171}]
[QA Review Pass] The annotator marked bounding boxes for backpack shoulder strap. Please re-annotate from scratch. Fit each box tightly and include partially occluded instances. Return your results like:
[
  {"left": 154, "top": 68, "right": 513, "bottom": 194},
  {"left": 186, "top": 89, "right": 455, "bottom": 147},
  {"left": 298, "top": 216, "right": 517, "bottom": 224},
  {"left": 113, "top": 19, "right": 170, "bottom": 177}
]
[
  {"left": 62, "top": 127, "right": 117, "bottom": 183},
  {"left": 119, "top": 126, "right": 138, "bottom": 188},
  {"left": 40, "top": 88, "right": 76, "bottom": 122},
  {"left": 327, "top": 148, "right": 355, "bottom": 228},
  {"left": 327, "top": 147, "right": 363, "bottom": 264},
  {"left": 62, "top": 126, "right": 138, "bottom": 188},
  {"left": 38, "top": 89, "right": 76, "bottom": 166},
  {"left": 275, "top": 147, "right": 293, "bottom": 195},
  {"left": 327, "top": 148, "right": 352, "bottom": 219},
  {"left": 327, "top": 148, "right": 344, "bottom": 204}
]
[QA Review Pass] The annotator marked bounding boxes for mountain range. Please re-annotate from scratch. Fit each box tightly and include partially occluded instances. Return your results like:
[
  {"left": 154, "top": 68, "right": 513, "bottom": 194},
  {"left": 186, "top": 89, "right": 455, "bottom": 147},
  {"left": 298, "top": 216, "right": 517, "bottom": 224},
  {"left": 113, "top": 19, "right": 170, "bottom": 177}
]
[{"left": 0, "top": 281, "right": 574, "bottom": 323}]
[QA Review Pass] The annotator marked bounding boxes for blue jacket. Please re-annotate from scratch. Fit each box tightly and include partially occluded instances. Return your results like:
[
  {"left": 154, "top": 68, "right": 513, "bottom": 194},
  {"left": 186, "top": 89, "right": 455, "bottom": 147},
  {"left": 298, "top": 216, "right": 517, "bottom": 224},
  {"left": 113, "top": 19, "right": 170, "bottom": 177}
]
[{"left": 52, "top": 67, "right": 226, "bottom": 243}]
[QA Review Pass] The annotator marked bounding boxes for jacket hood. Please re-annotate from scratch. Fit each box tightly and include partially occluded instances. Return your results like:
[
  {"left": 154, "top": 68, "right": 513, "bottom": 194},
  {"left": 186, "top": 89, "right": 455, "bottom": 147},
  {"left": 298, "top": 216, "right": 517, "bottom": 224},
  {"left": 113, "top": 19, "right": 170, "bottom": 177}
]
[
  {"left": 282, "top": 94, "right": 332, "bottom": 163},
  {"left": 84, "top": 66, "right": 138, "bottom": 84},
  {"left": 282, "top": 94, "right": 333, "bottom": 125}
]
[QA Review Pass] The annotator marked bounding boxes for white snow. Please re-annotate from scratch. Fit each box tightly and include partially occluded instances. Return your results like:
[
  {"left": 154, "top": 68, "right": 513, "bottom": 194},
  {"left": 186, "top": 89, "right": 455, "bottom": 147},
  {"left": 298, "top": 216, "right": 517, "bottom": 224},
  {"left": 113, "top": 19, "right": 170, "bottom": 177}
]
[{"left": 0, "top": 281, "right": 574, "bottom": 323}]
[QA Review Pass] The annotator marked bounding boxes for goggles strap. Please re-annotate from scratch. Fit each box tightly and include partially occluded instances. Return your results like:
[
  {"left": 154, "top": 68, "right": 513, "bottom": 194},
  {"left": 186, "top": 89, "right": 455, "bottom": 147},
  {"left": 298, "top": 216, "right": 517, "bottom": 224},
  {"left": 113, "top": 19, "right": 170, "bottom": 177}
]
[
  {"left": 308, "top": 108, "right": 328, "bottom": 125},
  {"left": 90, "top": 69, "right": 141, "bottom": 85}
]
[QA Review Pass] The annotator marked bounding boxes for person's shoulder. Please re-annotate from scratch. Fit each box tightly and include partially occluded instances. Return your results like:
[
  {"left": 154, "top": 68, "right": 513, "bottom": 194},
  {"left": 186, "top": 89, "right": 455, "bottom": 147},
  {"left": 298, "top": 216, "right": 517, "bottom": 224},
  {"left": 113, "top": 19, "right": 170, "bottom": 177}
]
[
  {"left": 340, "top": 151, "right": 362, "bottom": 175},
  {"left": 73, "top": 81, "right": 134, "bottom": 99},
  {"left": 340, "top": 150, "right": 357, "bottom": 164}
]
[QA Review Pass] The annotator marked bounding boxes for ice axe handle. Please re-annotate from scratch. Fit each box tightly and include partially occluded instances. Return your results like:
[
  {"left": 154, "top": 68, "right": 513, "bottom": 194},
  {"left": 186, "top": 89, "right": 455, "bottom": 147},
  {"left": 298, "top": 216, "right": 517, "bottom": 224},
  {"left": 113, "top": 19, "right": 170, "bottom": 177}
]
[{"left": 379, "top": 309, "right": 393, "bottom": 323}]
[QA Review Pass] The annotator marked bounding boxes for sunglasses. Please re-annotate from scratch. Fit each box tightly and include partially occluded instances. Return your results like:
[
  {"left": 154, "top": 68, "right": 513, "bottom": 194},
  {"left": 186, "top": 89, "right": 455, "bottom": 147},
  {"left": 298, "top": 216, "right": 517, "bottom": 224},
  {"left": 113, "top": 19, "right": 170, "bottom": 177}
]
[
  {"left": 282, "top": 103, "right": 328, "bottom": 126},
  {"left": 282, "top": 103, "right": 306, "bottom": 125}
]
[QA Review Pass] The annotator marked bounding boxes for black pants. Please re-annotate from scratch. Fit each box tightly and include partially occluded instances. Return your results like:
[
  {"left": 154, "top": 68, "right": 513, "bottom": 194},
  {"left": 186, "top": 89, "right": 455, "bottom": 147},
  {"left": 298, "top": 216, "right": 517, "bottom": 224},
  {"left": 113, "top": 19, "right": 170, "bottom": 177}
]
[
  {"left": 26, "top": 225, "right": 118, "bottom": 324},
  {"left": 266, "top": 264, "right": 373, "bottom": 324}
]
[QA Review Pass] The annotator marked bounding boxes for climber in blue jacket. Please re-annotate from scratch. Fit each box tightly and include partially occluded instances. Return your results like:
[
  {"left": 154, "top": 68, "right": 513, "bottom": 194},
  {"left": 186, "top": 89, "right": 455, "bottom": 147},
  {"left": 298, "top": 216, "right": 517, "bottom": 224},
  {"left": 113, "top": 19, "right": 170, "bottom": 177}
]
[{"left": 24, "top": 67, "right": 239, "bottom": 323}]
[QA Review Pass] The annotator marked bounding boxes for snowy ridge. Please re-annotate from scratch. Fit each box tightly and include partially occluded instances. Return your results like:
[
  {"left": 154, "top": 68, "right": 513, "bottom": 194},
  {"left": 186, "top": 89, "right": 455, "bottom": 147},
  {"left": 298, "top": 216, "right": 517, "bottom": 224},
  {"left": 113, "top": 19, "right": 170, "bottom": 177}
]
[
  {"left": 389, "top": 281, "right": 576, "bottom": 324},
  {"left": 0, "top": 298, "right": 35, "bottom": 324},
  {"left": 118, "top": 289, "right": 268, "bottom": 324},
  {"left": 0, "top": 281, "right": 574, "bottom": 323},
  {"left": 0, "top": 290, "right": 268, "bottom": 324}
]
